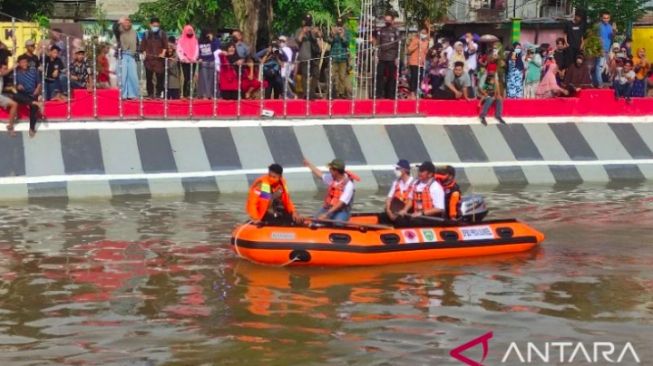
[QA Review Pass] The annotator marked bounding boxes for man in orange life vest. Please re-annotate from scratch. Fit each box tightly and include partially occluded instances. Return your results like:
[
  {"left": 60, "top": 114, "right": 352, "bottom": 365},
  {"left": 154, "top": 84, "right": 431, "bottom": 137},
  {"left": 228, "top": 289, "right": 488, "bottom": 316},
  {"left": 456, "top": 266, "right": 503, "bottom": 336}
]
[
  {"left": 436, "top": 165, "right": 462, "bottom": 220},
  {"left": 246, "top": 164, "right": 302, "bottom": 225},
  {"left": 396, "top": 161, "right": 445, "bottom": 226},
  {"left": 304, "top": 158, "right": 356, "bottom": 221},
  {"left": 382, "top": 159, "right": 414, "bottom": 223}
]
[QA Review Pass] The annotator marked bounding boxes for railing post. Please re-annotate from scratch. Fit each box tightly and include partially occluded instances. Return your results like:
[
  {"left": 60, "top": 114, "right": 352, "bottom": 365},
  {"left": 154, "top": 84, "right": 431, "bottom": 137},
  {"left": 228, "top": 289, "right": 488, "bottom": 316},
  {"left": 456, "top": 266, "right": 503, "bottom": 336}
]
[
  {"left": 213, "top": 61, "right": 218, "bottom": 118},
  {"left": 66, "top": 36, "right": 71, "bottom": 120},
  {"left": 394, "top": 40, "right": 401, "bottom": 116},
  {"left": 189, "top": 63, "right": 194, "bottom": 119},
  {"left": 92, "top": 43, "right": 98, "bottom": 119},
  {"left": 164, "top": 57, "right": 169, "bottom": 120},
  {"left": 305, "top": 59, "right": 310, "bottom": 117},
  {"left": 118, "top": 49, "right": 123, "bottom": 120},
  {"left": 328, "top": 54, "right": 333, "bottom": 118},
  {"left": 372, "top": 45, "right": 378, "bottom": 116},
  {"left": 237, "top": 63, "right": 242, "bottom": 120},
  {"left": 139, "top": 53, "right": 144, "bottom": 119}
]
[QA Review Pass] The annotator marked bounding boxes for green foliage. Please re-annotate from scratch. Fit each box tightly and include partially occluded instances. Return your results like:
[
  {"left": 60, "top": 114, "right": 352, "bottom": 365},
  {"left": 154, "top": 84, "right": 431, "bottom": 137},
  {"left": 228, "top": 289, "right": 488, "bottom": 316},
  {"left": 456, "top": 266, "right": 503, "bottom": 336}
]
[
  {"left": 0, "top": 0, "right": 52, "bottom": 20},
  {"left": 132, "top": 0, "right": 233, "bottom": 32},
  {"left": 399, "top": 0, "right": 452, "bottom": 28},
  {"left": 272, "top": 0, "right": 360, "bottom": 35},
  {"left": 571, "top": 0, "right": 653, "bottom": 33},
  {"left": 583, "top": 25, "right": 603, "bottom": 58},
  {"left": 30, "top": 13, "right": 50, "bottom": 29}
]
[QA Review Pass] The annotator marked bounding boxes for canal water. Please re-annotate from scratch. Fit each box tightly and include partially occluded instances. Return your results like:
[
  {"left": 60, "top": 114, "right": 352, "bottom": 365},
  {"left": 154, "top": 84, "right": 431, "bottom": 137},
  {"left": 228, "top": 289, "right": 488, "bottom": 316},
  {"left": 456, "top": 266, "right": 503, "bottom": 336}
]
[{"left": 0, "top": 186, "right": 651, "bottom": 365}]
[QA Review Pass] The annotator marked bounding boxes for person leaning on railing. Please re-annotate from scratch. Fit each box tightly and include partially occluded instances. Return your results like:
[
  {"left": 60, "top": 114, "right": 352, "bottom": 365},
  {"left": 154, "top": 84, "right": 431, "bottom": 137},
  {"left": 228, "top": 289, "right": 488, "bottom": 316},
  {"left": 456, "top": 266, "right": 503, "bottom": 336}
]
[
  {"left": 256, "top": 40, "right": 288, "bottom": 99},
  {"left": 140, "top": 17, "right": 168, "bottom": 99}
]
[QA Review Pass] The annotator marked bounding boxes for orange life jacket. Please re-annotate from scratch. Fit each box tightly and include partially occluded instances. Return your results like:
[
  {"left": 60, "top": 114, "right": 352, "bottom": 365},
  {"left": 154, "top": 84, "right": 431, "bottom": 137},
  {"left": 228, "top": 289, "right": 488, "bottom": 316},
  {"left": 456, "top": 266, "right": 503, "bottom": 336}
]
[
  {"left": 324, "top": 174, "right": 354, "bottom": 210},
  {"left": 412, "top": 179, "right": 435, "bottom": 212},
  {"left": 392, "top": 177, "right": 414, "bottom": 202},
  {"left": 436, "top": 174, "right": 461, "bottom": 219},
  {"left": 246, "top": 175, "right": 296, "bottom": 221}
]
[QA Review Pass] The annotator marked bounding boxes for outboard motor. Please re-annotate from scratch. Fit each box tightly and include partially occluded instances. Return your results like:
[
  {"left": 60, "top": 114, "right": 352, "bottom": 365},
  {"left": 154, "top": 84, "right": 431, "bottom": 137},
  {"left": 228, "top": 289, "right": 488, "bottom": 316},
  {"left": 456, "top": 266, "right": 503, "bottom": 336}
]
[{"left": 459, "top": 194, "right": 488, "bottom": 223}]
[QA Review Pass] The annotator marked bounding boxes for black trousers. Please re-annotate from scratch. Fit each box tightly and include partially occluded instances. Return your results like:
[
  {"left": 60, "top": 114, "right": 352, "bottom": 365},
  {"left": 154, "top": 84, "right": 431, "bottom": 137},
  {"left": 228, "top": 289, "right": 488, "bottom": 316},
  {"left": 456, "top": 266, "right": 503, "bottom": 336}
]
[
  {"left": 409, "top": 65, "right": 423, "bottom": 93},
  {"left": 376, "top": 60, "right": 397, "bottom": 99},
  {"left": 265, "top": 73, "right": 284, "bottom": 99},
  {"left": 11, "top": 92, "right": 39, "bottom": 131},
  {"left": 298, "top": 60, "right": 318, "bottom": 99},
  {"left": 181, "top": 63, "right": 196, "bottom": 97},
  {"left": 145, "top": 68, "right": 164, "bottom": 98}
]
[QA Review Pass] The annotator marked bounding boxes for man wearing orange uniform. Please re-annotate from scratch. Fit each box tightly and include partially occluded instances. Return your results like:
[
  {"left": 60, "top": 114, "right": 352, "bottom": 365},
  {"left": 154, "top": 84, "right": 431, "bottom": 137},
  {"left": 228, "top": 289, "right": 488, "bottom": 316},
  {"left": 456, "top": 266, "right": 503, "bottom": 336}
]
[
  {"left": 247, "top": 164, "right": 302, "bottom": 225},
  {"left": 382, "top": 159, "right": 414, "bottom": 223}
]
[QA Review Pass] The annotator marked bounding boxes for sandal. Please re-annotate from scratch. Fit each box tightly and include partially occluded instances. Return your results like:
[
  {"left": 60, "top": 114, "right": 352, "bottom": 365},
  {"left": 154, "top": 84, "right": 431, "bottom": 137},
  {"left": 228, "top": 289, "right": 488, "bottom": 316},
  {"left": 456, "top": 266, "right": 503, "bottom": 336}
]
[{"left": 29, "top": 129, "right": 36, "bottom": 138}]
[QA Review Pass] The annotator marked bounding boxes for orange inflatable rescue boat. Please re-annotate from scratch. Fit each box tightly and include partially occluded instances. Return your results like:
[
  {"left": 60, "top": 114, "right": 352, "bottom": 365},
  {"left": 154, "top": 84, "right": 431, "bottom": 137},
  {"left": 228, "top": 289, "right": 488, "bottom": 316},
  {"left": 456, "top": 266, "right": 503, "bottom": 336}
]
[{"left": 231, "top": 195, "right": 545, "bottom": 267}]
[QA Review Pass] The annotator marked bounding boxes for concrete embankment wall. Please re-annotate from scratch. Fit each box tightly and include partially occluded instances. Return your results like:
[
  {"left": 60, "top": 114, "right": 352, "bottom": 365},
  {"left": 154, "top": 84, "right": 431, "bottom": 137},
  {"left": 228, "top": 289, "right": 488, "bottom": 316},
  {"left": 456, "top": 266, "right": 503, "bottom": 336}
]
[{"left": 1, "top": 117, "right": 652, "bottom": 200}]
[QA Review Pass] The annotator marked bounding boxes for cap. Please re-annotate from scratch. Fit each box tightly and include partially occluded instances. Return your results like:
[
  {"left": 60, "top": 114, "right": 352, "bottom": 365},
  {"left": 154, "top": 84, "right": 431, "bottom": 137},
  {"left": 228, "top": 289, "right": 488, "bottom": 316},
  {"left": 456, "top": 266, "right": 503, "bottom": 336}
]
[
  {"left": 75, "top": 48, "right": 86, "bottom": 53},
  {"left": 395, "top": 159, "right": 411, "bottom": 171},
  {"left": 278, "top": 35, "right": 287, "bottom": 42},
  {"left": 328, "top": 158, "right": 345, "bottom": 171},
  {"left": 418, "top": 161, "right": 436, "bottom": 173},
  {"left": 25, "top": 39, "right": 36, "bottom": 47}
]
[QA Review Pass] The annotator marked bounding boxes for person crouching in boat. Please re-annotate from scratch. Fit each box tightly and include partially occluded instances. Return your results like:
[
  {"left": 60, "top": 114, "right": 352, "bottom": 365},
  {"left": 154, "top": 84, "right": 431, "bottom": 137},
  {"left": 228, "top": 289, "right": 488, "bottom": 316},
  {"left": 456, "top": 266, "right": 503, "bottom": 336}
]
[
  {"left": 247, "top": 163, "right": 302, "bottom": 225},
  {"left": 395, "top": 161, "right": 445, "bottom": 227},
  {"left": 436, "top": 165, "right": 462, "bottom": 220},
  {"left": 304, "top": 158, "right": 358, "bottom": 222},
  {"left": 380, "top": 159, "right": 415, "bottom": 224}
]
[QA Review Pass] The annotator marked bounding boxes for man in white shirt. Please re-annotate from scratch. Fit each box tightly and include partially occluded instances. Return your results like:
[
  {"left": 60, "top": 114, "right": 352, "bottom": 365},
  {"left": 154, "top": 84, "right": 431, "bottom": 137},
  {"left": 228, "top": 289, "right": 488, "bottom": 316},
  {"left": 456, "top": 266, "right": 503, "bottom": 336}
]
[
  {"left": 383, "top": 159, "right": 414, "bottom": 223},
  {"left": 304, "top": 158, "right": 356, "bottom": 222},
  {"left": 397, "top": 161, "right": 445, "bottom": 226}
]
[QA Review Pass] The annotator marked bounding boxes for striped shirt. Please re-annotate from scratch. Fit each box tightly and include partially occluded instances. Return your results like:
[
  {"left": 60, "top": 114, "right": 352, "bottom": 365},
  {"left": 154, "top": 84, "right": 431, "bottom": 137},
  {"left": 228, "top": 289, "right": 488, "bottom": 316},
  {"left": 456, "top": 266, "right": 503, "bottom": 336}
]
[{"left": 15, "top": 68, "right": 40, "bottom": 95}]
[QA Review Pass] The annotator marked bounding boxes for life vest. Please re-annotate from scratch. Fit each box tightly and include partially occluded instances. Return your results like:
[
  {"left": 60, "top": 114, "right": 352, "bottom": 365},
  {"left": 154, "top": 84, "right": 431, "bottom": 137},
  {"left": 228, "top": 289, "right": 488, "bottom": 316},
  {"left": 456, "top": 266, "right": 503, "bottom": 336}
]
[
  {"left": 411, "top": 179, "right": 435, "bottom": 212},
  {"left": 323, "top": 173, "right": 356, "bottom": 210},
  {"left": 436, "top": 174, "right": 461, "bottom": 219},
  {"left": 392, "top": 177, "right": 414, "bottom": 202},
  {"left": 246, "top": 175, "right": 296, "bottom": 221}
]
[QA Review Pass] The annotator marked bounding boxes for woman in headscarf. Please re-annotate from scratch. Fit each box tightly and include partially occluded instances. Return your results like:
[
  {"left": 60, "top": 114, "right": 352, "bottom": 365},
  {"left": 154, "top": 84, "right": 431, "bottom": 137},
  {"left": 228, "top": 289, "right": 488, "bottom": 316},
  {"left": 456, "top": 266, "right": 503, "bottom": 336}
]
[
  {"left": 197, "top": 28, "right": 221, "bottom": 99},
  {"left": 218, "top": 43, "right": 242, "bottom": 100},
  {"left": 506, "top": 42, "right": 525, "bottom": 98},
  {"left": 632, "top": 48, "right": 649, "bottom": 97},
  {"left": 449, "top": 41, "right": 466, "bottom": 70},
  {"left": 176, "top": 24, "right": 199, "bottom": 98},
  {"left": 536, "top": 57, "right": 569, "bottom": 98}
]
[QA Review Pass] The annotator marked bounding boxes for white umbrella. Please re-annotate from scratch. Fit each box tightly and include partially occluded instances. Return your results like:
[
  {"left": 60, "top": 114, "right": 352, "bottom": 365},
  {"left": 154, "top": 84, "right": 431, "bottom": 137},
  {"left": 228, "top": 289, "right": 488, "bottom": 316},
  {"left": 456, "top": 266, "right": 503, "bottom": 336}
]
[{"left": 479, "top": 34, "right": 499, "bottom": 43}]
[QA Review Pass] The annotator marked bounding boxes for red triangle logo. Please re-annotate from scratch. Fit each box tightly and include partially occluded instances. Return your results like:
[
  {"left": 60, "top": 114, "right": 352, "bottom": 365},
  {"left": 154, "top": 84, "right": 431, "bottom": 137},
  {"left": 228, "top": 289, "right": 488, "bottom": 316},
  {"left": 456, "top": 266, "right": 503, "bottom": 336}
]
[{"left": 450, "top": 331, "right": 493, "bottom": 366}]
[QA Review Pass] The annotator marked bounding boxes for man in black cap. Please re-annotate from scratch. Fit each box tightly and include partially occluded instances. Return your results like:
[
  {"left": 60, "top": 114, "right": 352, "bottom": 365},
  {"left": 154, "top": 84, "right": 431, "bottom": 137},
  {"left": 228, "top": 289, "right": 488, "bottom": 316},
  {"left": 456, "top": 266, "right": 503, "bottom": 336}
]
[
  {"left": 396, "top": 161, "right": 445, "bottom": 226},
  {"left": 296, "top": 13, "right": 321, "bottom": 100},
  {"left": 374, "top": 11, "right": 400, "bottom": 99},
  {"left": 382, "top": 159, "right": 414, "bottom": 223}
]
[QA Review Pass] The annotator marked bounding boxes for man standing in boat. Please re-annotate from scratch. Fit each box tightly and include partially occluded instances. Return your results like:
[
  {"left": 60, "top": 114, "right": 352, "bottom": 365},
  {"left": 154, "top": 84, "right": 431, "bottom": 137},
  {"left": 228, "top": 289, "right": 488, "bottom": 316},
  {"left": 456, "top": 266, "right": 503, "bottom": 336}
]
[
  {"left": 381, "top": 159, "right": 414, "bottom": 224},
  {"left": 304, "top": 158, "right": 358, "bottom": 222},
  {"left": 247, "top": 164, "right": 302, "bottom": 225},
  {"left": 396, "top": 161, "right": 445, "bottom": 226}
]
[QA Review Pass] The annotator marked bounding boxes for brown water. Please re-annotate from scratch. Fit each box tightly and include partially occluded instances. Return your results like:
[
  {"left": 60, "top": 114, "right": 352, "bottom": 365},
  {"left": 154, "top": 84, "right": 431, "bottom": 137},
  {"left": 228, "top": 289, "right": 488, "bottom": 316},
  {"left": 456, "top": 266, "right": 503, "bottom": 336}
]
[{"left": 0, "top": 186, "right": 652, "bottom": 365}]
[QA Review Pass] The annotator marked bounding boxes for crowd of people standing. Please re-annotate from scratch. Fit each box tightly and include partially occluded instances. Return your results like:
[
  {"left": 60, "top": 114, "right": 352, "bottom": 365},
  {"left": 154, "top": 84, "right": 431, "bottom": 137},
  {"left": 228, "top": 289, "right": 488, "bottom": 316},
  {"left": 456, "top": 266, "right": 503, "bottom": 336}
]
[{"left": 0, "top": 7, "right": 651, "bottom": 132}]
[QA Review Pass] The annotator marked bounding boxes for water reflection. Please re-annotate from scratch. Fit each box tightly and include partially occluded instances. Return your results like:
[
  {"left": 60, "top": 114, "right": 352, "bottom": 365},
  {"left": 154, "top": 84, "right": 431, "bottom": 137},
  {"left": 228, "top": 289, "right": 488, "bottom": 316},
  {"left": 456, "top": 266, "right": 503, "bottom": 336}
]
[{"left": 0, "top": 187, "right": 650, "bottom": 364}]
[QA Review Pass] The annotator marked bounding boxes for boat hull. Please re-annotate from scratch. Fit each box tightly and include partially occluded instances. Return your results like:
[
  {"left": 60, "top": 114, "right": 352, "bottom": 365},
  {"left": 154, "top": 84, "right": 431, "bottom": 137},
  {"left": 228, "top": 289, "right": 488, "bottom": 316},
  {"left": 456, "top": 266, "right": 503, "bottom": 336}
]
[{"left": 231, "top": 217, "right": 545, "bottom": 267}]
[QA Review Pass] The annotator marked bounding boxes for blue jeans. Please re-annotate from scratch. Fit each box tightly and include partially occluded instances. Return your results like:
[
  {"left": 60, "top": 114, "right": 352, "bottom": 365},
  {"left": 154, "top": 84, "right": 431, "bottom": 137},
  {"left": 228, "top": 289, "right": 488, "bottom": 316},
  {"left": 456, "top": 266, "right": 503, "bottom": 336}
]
[
  {"left": 119, "top": 52, "right": 140, "bottom": 99},
  {"left": 592, "top": 53, "right": 607, "bottom": 87},
  {"left": 613, "top": 81, "right": 633, "bottom": 99},
  {"left": 480, "top": 97, "right": 503, "bottom": 118},
  {"left": 315, "top": 207, "right": 351, "bottom": 222},
  {"left": 44, "top": 78, "right": 63, "bottom": 100}
]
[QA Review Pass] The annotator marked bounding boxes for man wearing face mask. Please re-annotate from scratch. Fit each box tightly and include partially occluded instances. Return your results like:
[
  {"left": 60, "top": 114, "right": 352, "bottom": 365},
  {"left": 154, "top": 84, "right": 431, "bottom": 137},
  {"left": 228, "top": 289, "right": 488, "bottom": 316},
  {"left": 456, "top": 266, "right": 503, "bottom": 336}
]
[
  {"left": 381, "top": 159, "right": 414, "bottom": 224},
  {"left": 395, "top": 161, "right": 445, "bottom": 227},
  {"left": 247, "top": 164, "right": 302, "bottom": 225},
  {"left": 374, "top": 11, "right": 400, "bottom": 99},
  {"left": 140, "top": 18, "right": 168, "bottom": 99}
]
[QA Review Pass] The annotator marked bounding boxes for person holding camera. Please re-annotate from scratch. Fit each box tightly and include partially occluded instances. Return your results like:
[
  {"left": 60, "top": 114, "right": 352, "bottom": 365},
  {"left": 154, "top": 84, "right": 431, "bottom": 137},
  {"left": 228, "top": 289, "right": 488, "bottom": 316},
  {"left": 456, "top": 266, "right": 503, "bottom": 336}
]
[
  {"left": 256, "top": 40, "right": 288, "bottom": 99},
  {"left": 329, "top": 18, "right": 352, "bottom": 99},
  {"left": 296, "top": 14, "right": 321, "bottom": 100}
]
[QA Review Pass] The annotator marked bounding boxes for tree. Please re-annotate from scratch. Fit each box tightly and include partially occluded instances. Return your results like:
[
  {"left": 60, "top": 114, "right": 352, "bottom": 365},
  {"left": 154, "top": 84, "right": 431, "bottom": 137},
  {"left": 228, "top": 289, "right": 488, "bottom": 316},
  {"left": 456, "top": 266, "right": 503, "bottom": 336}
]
[
  {"left": 132, "top": 0, "right": 232, "bottom": 32},
  {"left": 398, "top": 0, "right": 452, "bottom": 29},
  {"left": 0, "top": 0, "right": 52, "bottom": 20},
  {"left": 571, "top": 0, "right": 653, "bottom": 35}
]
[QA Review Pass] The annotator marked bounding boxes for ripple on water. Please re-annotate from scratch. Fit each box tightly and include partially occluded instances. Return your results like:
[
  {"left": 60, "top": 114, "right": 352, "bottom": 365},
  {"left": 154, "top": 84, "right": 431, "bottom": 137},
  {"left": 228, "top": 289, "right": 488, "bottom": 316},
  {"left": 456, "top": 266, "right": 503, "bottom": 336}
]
[{"left": 0, "top": 187, "right": 651, "bottom": 364}]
